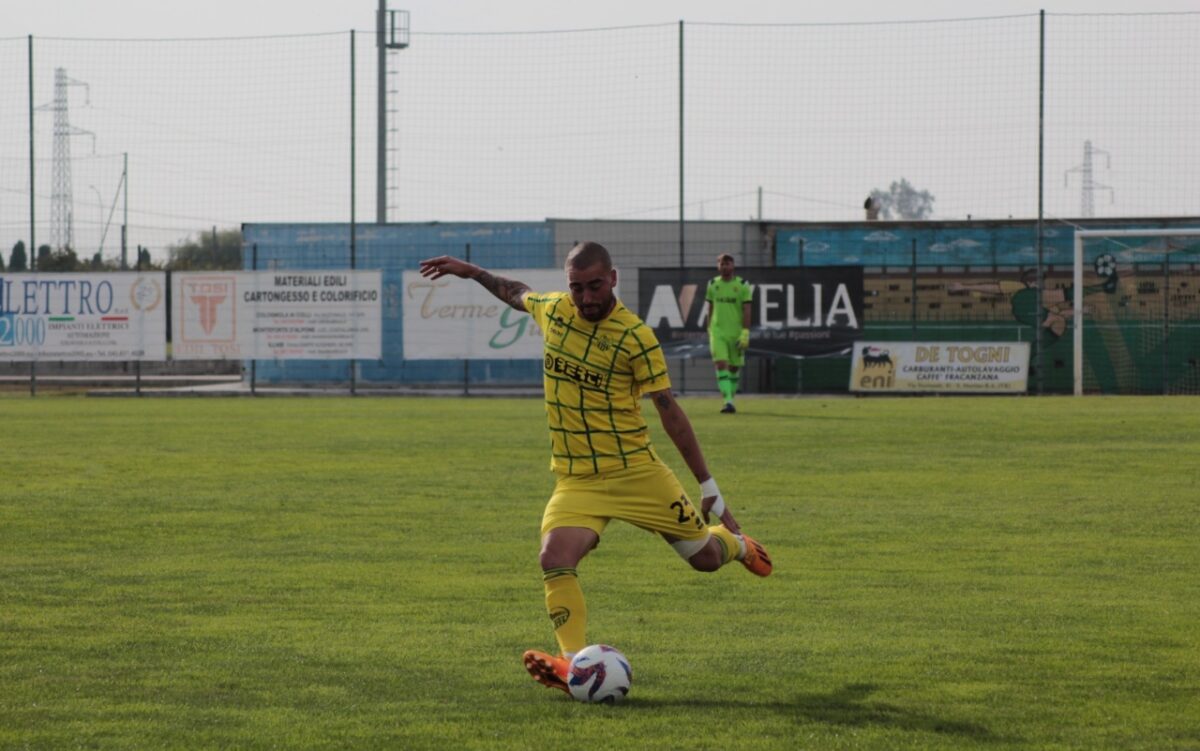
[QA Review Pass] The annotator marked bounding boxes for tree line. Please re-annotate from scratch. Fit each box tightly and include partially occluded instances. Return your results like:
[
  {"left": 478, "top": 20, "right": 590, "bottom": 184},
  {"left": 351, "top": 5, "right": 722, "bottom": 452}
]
[
  {"left": 2, "top": 187, "right": 938, "bottom": 274},
  {"left": 2, "top": 227, "right": 243, "bottom": 272}
]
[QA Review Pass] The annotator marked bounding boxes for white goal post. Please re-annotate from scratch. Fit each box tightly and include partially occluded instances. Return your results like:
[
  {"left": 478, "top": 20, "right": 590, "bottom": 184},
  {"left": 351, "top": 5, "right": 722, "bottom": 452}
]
[{"left": 1073, "top": 228, "right": 1200, "bottom": 395}]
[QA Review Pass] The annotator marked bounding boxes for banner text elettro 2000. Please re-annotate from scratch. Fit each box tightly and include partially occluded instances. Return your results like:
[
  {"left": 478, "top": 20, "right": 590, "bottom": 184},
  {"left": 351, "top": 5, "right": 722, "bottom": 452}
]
[{"left": 0, "top": 272, "right": 166, "bottom": 361}]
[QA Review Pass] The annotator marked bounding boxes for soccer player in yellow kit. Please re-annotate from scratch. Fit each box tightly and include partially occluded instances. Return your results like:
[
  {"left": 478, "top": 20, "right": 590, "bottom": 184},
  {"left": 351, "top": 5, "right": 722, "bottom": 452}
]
[{"left": 419, "top": 242, "right": 772, "bottom": 696}]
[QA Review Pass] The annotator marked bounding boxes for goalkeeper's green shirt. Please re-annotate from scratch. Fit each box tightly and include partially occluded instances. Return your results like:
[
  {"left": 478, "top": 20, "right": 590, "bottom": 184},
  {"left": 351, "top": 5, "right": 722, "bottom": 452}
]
[
  {"left": 524, "top": 291, "right": 672, "bottom": 476},
  {"left": 705, "top": 275, "right": 753, "bottom": 337}
]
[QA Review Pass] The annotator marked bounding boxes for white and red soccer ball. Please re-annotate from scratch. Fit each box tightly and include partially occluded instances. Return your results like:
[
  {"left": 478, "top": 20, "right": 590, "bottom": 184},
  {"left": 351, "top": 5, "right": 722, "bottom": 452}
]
[{"left": 567, "top": 644, "right": 632, "bottom": 704}]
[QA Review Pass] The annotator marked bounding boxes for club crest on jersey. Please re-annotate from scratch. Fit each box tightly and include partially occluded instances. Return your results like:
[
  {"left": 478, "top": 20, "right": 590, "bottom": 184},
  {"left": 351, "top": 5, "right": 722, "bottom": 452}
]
[{"left": 596, "top": 335, "right": 611, "bottom": 352}]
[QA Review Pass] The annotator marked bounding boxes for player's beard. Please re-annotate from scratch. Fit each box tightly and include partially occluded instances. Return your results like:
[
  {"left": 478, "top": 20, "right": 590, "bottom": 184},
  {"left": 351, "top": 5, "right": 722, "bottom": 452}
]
[{"left": 579, "top": 295, "right": 615, "bottom": 322}]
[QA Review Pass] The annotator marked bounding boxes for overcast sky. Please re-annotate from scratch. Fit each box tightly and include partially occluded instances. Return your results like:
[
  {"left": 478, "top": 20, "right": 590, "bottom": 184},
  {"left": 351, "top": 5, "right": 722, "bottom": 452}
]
[
  {"left": 8, "top": 0, "right": 1200, "bottom": 37},
  {"left": 3, "top": 1, "right": 1197, "bottom": 263}
]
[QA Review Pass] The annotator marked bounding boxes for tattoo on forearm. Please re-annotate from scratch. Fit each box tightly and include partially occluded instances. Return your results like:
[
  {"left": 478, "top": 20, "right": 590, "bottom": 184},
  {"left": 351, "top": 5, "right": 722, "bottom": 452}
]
[
  {"left": 476, "top": 271, "right": 531, "bottom": 311},
  {"left": 655, "top": 391, "right": 673, "bottom": 409}
]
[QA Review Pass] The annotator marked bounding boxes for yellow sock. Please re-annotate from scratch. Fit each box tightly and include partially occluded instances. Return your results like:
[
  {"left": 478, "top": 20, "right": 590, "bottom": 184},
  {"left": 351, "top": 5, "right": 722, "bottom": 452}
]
[
  {"left": 543, "top": 568, "right": 587, "bottom": 657},
  {"left": 708, "top": 524, "right": 745, "bottom": 565}
]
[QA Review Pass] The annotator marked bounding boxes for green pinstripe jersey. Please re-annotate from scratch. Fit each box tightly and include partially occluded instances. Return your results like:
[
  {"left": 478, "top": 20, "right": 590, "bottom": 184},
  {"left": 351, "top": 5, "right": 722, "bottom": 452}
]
[{"left": 524, "top": 291, "right": 672, "bottom": 476}]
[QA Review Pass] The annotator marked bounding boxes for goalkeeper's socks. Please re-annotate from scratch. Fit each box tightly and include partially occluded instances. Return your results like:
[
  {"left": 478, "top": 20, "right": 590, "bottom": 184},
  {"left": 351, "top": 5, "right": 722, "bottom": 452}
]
[
  {"left": 543, "top": 567, "right": 587, "bottom": 656},
  {"left": 716, "top": 371, "right": 735, "bottom": 402},
  {"left": 709, "top": 524, "right": 747, "bottom": 565}
]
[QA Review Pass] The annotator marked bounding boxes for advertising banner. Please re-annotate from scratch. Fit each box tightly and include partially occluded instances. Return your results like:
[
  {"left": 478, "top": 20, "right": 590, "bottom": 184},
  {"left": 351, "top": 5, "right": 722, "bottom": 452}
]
[
  {"left": 0, "top": 272, "right": 166, "bottom": 361},
  {"left": 849, "top": 341, "right": 1031, "bottom": 393},
  {"left": 172, "top": 270, "right": 382, "bottom": 360},
  {"left": 401, "top": 269, "right": 567, "bottom": 359},
  {"left": 637, "top": 266, "right": 863, "bottom": 357}
]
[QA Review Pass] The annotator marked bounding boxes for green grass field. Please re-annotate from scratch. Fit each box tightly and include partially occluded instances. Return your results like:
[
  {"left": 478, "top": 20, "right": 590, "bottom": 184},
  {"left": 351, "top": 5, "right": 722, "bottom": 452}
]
[{"left": 2, "top": 395, "right": 1198, "bottom": 750}]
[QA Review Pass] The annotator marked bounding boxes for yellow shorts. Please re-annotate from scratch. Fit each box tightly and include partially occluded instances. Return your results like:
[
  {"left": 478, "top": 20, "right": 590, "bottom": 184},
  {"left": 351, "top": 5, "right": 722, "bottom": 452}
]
[{"left": 541, "top": 460, "right": 708, "bottom": 542}]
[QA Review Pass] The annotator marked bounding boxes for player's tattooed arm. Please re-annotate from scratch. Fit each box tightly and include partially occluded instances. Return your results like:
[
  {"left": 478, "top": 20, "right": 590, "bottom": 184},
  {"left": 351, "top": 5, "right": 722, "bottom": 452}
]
[
  {"left": 416, "top": 257, "right": 530, "bottom": 311},
  {"left": 474, "top": 270, "right": 531, "bottom": 312},
  {"left": 650, "top": 388, "right": 738, "bottom": 530},
  {"left": 654, "top": 390, "right": 674, "bottom": 410},
  {"left": 649, "top": 388, "right": 710, "bottom": 482}
]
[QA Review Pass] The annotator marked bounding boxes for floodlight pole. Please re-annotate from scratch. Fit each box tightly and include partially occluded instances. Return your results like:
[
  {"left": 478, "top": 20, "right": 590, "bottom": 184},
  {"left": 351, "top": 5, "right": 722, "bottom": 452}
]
[
  {"left": 377, "top": 2, "right": 409, "bottom": 224},
  {"left": 351, "top": 29, "right": 358, "bottom": 396}
]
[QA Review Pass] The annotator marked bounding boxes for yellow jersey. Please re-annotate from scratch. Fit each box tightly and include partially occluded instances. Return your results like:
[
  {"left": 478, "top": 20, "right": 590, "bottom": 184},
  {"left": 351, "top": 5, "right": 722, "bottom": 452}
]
[{"left": 524, "top": 291, "right": 672, "bottom": 475}]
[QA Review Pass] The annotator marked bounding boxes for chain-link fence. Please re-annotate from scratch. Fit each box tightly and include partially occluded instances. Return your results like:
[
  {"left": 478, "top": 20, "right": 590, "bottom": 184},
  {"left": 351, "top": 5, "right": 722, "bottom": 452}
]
[{"left": 1, "top": 14, "right": 1198, "bottom": 394}]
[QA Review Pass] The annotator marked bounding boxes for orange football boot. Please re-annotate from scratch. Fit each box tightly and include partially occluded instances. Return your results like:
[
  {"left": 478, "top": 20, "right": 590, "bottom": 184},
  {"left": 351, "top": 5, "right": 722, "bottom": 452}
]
[
  {"left": 522, "top": 649, "right": 570, "bottom": 694},
  {"left": 739, "top": 533, "right": 773, "bottom": 577}
]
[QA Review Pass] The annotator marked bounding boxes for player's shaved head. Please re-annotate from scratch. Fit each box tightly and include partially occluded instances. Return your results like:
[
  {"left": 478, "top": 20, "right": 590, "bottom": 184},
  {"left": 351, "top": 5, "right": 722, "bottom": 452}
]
[
  {"left": 565, "top": 242, "right": 617, "bottom": 322},
  {"left": 566, "top": 241, "right": 613, "bottom": 272}
]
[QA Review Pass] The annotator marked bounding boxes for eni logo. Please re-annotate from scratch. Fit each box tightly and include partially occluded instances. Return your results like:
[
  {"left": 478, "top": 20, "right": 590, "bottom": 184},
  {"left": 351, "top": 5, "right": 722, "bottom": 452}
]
[{"left": 858, "top": 345, "right": 895, "bottom": 389}]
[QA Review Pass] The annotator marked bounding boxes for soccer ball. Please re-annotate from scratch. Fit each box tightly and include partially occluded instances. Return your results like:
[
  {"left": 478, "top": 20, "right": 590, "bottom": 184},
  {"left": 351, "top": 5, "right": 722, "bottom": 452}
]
[{"left": 567, "top": 644, "right": 632, "bottom": 704}]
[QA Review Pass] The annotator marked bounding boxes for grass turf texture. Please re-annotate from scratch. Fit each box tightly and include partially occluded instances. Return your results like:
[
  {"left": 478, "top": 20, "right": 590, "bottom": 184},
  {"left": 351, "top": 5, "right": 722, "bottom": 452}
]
[{"left": 1, "top": 395, "right": 1198, "bottom": 750}]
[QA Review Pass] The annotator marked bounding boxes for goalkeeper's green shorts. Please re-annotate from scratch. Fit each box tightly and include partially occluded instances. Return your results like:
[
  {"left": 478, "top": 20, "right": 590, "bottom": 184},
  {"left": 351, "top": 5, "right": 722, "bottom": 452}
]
[
  {"left": 541, "top": 460, "right": 708, "bottom": 542},
  {"left": 709, "top": 332, "right": 745, "bottom": 367}
]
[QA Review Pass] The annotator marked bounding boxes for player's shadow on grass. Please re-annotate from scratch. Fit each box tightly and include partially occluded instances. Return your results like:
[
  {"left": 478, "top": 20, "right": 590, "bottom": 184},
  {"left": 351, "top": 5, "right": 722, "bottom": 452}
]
[
  {"left": 736, "top": 410, "right": 858, "bottom": 422},
  {"left": 633, "top": 683, "right": 999, "bottom": 742},
  {"left": 788, "top": 683, "right": 998, "bottom": 741}
]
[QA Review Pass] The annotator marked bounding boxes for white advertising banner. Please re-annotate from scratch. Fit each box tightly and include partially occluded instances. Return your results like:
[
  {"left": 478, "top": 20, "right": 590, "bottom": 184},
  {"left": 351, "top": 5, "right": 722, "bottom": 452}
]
[
  {"left": 849, "top": 341, "right": 1031, "bottom": 393},
  {"left": 402, "top": 269, "right": 568, "bottom": 359},
  {"left": 172, "top": 270, "right": 382, "bottom": 360},
  {"left": 0, "top": 272, "right": 167, "bottom": 361}
]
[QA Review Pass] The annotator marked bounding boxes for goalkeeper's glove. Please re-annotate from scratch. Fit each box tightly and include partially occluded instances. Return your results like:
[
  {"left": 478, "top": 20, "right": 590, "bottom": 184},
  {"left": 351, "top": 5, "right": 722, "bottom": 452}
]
[{"left": 737, "top": 328, "right": 750, "bottom": 351}]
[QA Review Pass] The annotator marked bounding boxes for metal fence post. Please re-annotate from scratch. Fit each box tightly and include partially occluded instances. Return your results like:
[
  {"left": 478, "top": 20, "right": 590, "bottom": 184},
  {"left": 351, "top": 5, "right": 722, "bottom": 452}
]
[
  {"left": 351, "top": 29, "right": 358, "bottom": 397},
  {"left": 28, "top": 35, "right": 36, "bottom": 397},
  {"left": 464, "top": 242, "right": 471, "bottom": 396},
  {"left": 1035, "top": 9, "right": 1046, "bottom": 395},
  {"left": 1163, "top": 255, "right": 1170, "bottom": 394},
  {"left": 911, "top": 238, "right": 918, "bottom": 340}
]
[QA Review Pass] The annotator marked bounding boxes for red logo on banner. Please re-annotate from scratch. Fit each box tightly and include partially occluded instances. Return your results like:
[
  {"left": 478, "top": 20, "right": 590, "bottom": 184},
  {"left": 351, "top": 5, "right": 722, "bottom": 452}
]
[
  {"left": 191, "top": 293, "right": 225, "bottom": 334},
  {"left": 181, "top": 276, "right": 236, "bottom": 343}
]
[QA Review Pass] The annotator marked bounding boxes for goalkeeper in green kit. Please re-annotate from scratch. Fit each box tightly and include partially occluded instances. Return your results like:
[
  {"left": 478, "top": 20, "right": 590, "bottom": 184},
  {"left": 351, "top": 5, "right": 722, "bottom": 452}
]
[{"left": 705, "top": 253, "right": 753, "bottom": 414}]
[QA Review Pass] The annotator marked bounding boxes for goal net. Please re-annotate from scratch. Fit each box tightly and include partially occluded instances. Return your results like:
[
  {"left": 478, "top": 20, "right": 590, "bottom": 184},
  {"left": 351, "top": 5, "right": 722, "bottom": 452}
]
[{"left": 1073, "top": 229, "right": 1200, "bottom": 395}]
